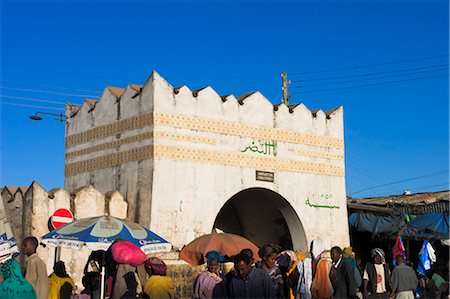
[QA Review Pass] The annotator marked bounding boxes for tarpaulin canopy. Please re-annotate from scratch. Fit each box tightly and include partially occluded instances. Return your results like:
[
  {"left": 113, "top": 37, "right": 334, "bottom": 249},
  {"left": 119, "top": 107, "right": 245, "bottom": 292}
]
[
  {"left": 348, "top": 212, "right": 406, "bottom": 235},
  {"left": 349, "top": 211, "right": 450, "bottom": 240},
  {"left": 400, "top": 212, "right": 449, "bottom": 240}
]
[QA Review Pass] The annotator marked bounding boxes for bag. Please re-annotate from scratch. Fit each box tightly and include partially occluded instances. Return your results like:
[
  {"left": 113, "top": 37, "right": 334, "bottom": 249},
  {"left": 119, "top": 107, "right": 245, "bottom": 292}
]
[{"left": 111, "top": 241, "right": 146, "bottom": 266}]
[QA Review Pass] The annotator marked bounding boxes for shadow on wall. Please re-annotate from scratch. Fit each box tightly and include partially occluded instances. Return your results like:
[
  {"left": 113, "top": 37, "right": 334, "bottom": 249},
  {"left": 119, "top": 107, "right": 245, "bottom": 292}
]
[{"left": 213, "top": 187, "right": 307, "bottom": 251}]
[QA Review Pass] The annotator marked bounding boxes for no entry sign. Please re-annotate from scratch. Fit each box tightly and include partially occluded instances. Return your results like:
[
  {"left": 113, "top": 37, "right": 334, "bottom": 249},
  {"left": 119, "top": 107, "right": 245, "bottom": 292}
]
[{"left": 51, "top": 209, "right": 74, "bottom": 229}]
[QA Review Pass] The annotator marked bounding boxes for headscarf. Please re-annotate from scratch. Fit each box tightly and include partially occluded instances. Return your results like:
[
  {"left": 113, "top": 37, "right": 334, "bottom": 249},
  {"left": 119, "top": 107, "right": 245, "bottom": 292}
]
[
  {"left": 311, "top": 240, "right": 325, "bottom": 259},
  {"left": 145, "top": 257, "right": 167, "bottom": 275},
  {"left": 54, "top": 261, "right": 69, "bottom": 278},
  {"left": 343, "top": 247, "right": 354, "bottom": 259},
  {"left": 205, "top": 250, "right": 224, "bottom": 264},
  {"left": 371, "top": 248, "right": 386, "bottom": 264},
  {"left": 0, "top": 259, "right": 37, "bottom": 299}
]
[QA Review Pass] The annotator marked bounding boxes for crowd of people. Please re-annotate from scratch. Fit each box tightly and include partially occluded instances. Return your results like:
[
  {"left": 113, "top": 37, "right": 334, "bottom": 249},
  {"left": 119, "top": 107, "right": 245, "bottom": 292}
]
[
  {"left": 0, "top": 237, "right": 448, "bottom": 299},
  {"left": 190, "top": 242, "right": 448, "bottom": 299}
]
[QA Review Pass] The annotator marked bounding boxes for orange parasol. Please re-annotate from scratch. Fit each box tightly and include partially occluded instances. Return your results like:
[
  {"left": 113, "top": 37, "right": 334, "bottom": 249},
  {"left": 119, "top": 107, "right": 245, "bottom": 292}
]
[{"left": 179, "top": 232, "right": 260, "bottom": 265}]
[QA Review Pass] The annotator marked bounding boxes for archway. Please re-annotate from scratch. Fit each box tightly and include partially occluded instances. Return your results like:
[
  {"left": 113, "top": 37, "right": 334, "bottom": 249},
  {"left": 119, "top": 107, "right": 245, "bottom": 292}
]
[{"left": 213, "top": 188, "right": 307, "bottom": 251}]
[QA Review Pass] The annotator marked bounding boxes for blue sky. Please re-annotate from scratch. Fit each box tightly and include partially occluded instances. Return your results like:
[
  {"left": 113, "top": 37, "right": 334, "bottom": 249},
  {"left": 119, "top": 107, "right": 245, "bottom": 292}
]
[{"left": 1, "top": 0, "right": 448, "bottom": 198}]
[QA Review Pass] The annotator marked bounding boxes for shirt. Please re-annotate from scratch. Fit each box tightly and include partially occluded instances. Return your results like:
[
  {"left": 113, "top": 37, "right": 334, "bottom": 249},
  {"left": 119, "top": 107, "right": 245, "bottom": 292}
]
[
  {"left": 391, "top": 264, "right": 418, "bottom": 292},
  {"left": 227, "top": 267, "right": 275, "bottom": 298},
  {"left": 363, "top": 264, "right": 386, "bottom": 293},
  {"left": 25, "top": 253, "right": 50, "bottom": 299}
]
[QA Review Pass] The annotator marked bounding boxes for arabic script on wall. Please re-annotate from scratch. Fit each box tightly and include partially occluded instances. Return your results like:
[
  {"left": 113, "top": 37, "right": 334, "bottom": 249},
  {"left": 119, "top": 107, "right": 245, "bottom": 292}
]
[
  {"left": 241, "top": 140, "right": 277, "bottom": 157},
  {"left": 305, "top": 193, "right": 339, "bottom": 209}
]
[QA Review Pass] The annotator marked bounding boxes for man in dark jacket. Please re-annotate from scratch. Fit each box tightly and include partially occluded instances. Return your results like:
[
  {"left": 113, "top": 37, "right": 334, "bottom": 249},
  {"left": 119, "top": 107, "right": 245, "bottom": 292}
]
[
  {"left": 330, "top": 246, "right": 357, "bottom": 299},
  {"left": 226, "top": 253, "right": 275, "bottom": 298},
  {"left": 363, "top": 248, "right": 391, "bottom": 299}
]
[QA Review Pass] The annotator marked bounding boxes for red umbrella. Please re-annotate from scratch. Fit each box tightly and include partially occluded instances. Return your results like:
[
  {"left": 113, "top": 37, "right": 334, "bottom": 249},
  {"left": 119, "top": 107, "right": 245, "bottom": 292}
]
[{"left": 179, "top": 232, "right": 260, "bottom": 265}]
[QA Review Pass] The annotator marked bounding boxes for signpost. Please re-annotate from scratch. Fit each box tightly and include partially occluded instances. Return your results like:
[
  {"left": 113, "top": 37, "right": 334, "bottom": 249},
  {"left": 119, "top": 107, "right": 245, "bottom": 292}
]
[
  {"left": 51, "top": 208, "right": 74, "bottom": 230},
  {"left": 50, "top": 208, "right": 74, "bottom": 264}
]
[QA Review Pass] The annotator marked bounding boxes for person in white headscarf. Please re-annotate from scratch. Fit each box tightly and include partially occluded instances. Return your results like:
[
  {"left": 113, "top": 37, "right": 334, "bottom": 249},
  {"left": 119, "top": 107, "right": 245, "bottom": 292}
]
[{"left": 362, "top": 248, "right": 391, "bottom": 299}]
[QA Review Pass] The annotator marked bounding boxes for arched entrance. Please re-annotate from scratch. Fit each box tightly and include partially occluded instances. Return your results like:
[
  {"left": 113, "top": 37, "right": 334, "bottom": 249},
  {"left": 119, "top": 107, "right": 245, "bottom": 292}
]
[{"left": 213, "top": 188, "right": 307, "bottom": 251}]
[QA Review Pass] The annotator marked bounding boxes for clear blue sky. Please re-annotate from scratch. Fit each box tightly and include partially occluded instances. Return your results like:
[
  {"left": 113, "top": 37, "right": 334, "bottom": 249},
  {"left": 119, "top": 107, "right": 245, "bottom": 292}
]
[{"left": 1, "top": 0, "right": 448, "bottom": 198}]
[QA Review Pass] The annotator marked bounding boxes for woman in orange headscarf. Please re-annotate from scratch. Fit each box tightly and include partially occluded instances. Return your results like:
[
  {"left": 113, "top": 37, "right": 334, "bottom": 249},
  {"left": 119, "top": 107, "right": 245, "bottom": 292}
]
[{"left": 311, "top": 251, "right": 333, "bottom": 299}]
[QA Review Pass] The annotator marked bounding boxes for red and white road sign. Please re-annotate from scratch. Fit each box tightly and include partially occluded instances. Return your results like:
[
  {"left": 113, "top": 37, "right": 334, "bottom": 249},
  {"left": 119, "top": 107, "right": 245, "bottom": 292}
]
[{"left": 51, "top": 209, "right": 74, "bottom": 229}]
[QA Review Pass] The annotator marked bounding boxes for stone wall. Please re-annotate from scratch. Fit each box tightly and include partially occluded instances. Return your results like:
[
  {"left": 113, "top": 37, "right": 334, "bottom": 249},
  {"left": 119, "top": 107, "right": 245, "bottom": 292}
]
[{"left": 0, "top": 181, "right": 128, "bottom": 290}]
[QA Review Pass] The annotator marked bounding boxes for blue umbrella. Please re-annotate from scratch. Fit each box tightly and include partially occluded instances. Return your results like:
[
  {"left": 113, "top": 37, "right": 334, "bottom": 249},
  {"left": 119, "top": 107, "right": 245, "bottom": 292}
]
[
  {"left": 0, "top": 218, "right": 18, "bottom": 262},
  {"left": 41, "top": 215, "right": 171, "bottom": 254}
]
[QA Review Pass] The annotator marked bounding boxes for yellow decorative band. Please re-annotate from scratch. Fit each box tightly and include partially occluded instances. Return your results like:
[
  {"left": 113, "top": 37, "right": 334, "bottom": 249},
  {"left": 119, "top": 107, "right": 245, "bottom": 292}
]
[
  {"left": 65, "top": 144, "right": 344, "bottom": 177},
  {"left": 153, "top": 145, "right": 344, "bottom": 176},
  {"left": 153, "top": 131, "right": 216, "bottom": 145},
  {"left": 66, "top": 112, "right": 153, "bottom": 148},
  {"left": 66, "top": 131, "right": 216, "bottom": 159},
  {"left": 66, "top": 132, "right": 153, "bottom": 159},
  {"left": 154, "top": 112, "right": 343, "bottom": 149},
  {"left": 66, "top": 112, "right": 343, "bottom": 149},
  {"left": 298, "top": 149, "right": 344, "bottom": 160},
  {"left": 65, "top": 145, "right": 153, "bottom": 177}
]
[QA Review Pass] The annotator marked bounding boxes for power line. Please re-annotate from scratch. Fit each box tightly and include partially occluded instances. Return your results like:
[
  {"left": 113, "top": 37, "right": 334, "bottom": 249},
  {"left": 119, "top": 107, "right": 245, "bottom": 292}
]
[
  {"left": 352, "top": 171, "right": 448, "bottom": 195},
  {"left": 2, "top": 64, "right": 122, "bottom": 81},
  {"left": 1, "top": 79, "right": 102, "bottom": 94},
  {"left": 358, "top": 182, "right": 449, "bottom": 198},
  {"left": 291, "top": 73, "right": 448, "bottom": 95},
  {"left": 292, "top": 68, "right": 448, "bottom": 89},
  {"left": 0, "top": 86, "right": 99, "bottom": 98},
  {"left": 289, "top": 54, "right": 448, "bottom": 75},
  {"left": 0, "top": 102, "right": 65, "bottom": 111},
  {"left": 292, "top": 64, "right": 449, "bottom": 83},
  {"left": 0, "top": 95, "right": 69, "bottom": 105}
]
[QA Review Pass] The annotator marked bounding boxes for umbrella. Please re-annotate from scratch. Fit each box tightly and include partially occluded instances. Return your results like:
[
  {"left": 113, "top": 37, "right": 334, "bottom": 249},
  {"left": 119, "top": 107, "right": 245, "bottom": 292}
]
[
  {"left": 179, "top": 232, "right": 260, "bottom": 265},
  {"left": 41, "top": 215, "right": 171, "bottom": 254},
  {"left": 0, "top": 218, "right": 18, "bottom": 263},
  {"left": 41, "top": 215, "right": 172, "bottom": 299}
]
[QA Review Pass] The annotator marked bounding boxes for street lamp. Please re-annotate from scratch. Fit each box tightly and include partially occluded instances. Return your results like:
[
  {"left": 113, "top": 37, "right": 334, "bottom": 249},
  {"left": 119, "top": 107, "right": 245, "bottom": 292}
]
[{"left": 29, "top": 112, "right": 67, "bottom": 123}]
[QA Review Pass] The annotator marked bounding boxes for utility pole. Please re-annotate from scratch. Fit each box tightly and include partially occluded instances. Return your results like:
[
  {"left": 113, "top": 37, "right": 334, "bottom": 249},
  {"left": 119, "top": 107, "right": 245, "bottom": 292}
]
[{"left": 281, "top": 72, "right": 291, "bottom": 105}]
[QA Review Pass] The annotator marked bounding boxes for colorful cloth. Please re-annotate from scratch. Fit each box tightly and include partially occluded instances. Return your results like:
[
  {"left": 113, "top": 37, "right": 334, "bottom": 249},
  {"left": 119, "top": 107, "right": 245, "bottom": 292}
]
[
  {"left": 311, "top": 257, "right": 333, "bottom": 299},
  {"left": 417, "top": 240, "right": 435, "bottom": 276},
  {"left": 194, "top": 271, "right": 222, "bottom": 299},
  {"left": 145, "top": 257, "right": 167, "bottom": 275},
  {"left": 0, "top": 259, "right": 37, "bottom": 299},
  {"left": 205, "top": 251, "right": 225, "bottom": 263},
  {"left": 48, "top": 273, "right": 74, "bottom": 299},
  {"left": 143, "top": 275, "right": 175, "bottom": 299},
  {"left": 296, "top": 257, "right": 312, "bottom": 299}
]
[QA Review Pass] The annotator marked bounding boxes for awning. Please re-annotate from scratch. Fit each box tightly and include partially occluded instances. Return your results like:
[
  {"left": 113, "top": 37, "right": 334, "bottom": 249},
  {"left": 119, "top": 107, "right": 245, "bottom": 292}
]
[
  {"left": 348, "top": 212, "right": 406, "bottom": 235},
  {"left": 400, "top": 212, "right": 449, "bottom": 240}
]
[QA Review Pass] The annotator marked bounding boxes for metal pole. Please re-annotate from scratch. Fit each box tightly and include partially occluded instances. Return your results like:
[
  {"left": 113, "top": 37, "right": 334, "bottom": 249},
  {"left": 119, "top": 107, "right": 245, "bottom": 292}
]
[
  {"left": 100, "top": 266, "right": 105, "bottom": 299},
  {"left": 54, "top": 247, "right": 61, "bottom": 265},
  {"left": 281, "top": 72, "right": 291, "bottom": 105}
]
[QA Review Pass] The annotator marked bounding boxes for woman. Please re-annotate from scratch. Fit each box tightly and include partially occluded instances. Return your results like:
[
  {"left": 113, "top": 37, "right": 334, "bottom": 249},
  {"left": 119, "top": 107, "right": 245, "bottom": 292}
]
[
  {"left": 49, "top": 261, "right": 74, "bottom": 299},
  {"left": 258, "top": 244, "right": 286, "bottom": 299},
  {"left": 311, "top": 250, "right": 333, "bottom": 299},
  {"left": 0, "top": 258, "right": 37, "bottom": 299},
  {"left": 143, "top": 257, "right": 174, "bottom": 299},
  {"left": 194, "top": 251, "right": 225, "bottom": 299}
]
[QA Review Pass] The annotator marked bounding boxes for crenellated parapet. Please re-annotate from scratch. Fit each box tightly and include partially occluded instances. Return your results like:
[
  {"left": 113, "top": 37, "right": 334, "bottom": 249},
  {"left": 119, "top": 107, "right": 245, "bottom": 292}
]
[{"left": 64, "top": 71, "right": 346, "bottom": 228}]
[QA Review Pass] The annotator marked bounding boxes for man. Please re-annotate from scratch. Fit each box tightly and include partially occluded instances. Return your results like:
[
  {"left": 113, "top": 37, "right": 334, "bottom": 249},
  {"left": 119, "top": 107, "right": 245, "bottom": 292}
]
[
  {"left": 22, "top": 236, "right": 49, "bottom": 299},
  {"left": 330, "top": 246, "right": 356, "bottom": 299},
  {"left": 226, "top": 253, "right": 275, "bottom": 298},
  {"left": 363, "top": 248, "right": 391, "bottom": 299},
  {"left": 390, "top": 255, "right": 418, "bottom": 299}
]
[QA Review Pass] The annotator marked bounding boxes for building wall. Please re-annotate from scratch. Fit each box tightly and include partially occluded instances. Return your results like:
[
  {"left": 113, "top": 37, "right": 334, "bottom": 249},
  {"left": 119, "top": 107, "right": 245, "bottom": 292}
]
[
  {"left": 1, "top": 181, "right": 128, "bottom": 290},
  {"left": 65, "top": 71, "right": 349, "bottom": 251}
]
